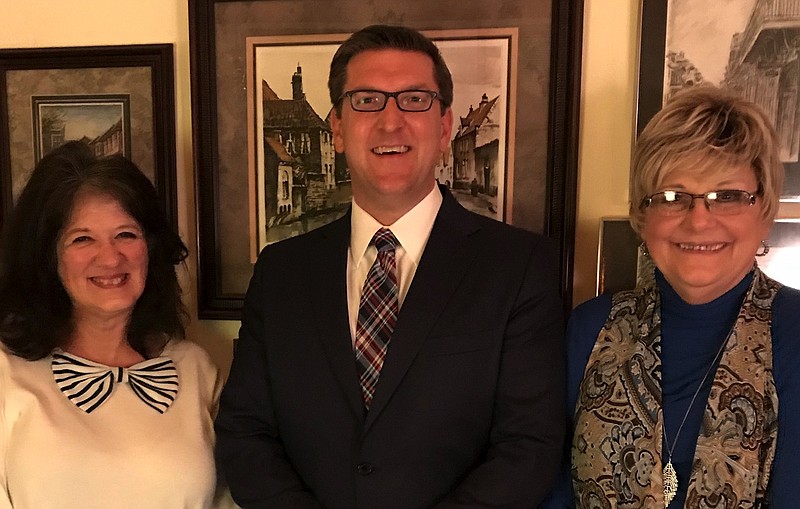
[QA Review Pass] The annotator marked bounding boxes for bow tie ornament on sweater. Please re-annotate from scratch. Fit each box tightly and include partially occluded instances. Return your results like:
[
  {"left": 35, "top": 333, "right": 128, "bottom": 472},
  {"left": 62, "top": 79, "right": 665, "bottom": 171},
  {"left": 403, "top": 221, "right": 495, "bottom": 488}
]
[{"left": 51, "top": 351, "right": 179, "bottom": 414}]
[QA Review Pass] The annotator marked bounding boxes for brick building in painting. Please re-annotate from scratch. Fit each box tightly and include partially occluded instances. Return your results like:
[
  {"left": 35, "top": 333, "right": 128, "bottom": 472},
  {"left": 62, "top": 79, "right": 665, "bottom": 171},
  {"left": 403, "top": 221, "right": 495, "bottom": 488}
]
[
  {"left": 261, "top": 65, "right": 340, "bottom": 225},
  {"left": 89, "top": 119, "right": 124, "bottom": 157}
]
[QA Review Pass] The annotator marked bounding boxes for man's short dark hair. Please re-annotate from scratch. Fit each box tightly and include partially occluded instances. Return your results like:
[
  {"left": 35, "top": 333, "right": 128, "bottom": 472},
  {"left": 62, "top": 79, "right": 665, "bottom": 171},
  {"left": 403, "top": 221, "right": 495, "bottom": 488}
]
[
  {"left": 328, "top": 24, "right": 453, "bottom": 116},
  {"left": 0, "top": 141, "right": 189, "bottom": 360}
]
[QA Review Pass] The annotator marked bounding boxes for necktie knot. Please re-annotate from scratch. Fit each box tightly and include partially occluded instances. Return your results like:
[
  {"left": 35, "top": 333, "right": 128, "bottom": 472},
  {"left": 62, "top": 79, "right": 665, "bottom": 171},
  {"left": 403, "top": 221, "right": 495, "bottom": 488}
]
[{"left": 372, "top": 228, "right": 398, "bottom": 253}]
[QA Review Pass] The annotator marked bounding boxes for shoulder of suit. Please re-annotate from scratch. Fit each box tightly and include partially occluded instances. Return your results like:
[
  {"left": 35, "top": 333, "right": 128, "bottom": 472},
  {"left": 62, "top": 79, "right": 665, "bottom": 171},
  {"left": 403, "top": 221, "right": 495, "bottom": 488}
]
[
  {"left": 442, "top": 191, "right": 550, "bottom": 245},
  {"left": 465, "top": 210, "right": 554, "bottom": 249}
]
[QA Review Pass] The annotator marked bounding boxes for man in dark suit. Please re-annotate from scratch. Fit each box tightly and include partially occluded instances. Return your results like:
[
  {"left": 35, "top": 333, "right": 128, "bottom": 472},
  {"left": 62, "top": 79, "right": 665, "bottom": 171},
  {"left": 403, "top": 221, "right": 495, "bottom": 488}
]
[{"left": 215, "top": 24, "right": 565, "bottom": 509}]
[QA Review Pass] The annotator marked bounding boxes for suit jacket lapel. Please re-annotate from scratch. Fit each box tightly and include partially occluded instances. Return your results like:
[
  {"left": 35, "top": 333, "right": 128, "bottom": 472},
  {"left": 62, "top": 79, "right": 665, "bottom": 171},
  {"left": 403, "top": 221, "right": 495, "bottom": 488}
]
[
  {"left": 308, "top": 212, "right": 365, "bottom": 420},
  {"left": 364, "top": 190, "right": 482, "bottom": 431}
]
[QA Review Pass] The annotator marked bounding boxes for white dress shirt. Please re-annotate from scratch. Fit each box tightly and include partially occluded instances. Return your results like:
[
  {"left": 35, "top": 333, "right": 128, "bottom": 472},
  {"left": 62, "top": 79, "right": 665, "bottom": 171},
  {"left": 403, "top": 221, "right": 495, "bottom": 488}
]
[{"left": 347, "top": 184, "right": 442, "bottom": 343}]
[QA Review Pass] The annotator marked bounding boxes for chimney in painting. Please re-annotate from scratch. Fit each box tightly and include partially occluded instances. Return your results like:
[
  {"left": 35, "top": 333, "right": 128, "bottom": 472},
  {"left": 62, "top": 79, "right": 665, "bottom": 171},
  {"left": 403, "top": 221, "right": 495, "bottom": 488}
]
[{"left": 292, "top": 64, "right": 305, "bottom": 100}]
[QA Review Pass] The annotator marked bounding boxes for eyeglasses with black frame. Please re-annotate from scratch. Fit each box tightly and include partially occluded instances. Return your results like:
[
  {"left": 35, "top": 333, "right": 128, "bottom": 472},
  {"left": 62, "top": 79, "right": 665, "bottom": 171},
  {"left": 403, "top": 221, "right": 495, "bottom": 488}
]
[
  {"left": 340, "top": 89, "right": 440, "bottom": 112},
  {"left": 641, "top": 189, "right": 758, "bottom": 216}
]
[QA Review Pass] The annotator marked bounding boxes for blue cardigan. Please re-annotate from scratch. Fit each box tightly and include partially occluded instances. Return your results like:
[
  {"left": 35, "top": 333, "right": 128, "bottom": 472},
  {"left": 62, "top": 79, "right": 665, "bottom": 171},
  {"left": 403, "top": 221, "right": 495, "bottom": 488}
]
[{"left": 541, "top": 271, "right": 800, "bottom": 508}]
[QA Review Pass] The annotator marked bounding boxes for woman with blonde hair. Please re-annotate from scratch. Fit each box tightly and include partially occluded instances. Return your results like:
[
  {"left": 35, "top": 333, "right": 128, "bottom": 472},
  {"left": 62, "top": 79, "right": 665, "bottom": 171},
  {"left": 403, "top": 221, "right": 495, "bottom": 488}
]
[{"left": 544, "top": 86, "right": 800, "bottom": 508}]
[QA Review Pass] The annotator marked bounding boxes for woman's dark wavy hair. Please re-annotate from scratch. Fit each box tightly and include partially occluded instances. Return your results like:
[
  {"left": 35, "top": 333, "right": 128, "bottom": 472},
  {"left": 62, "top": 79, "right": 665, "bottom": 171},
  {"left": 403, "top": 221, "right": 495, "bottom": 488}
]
[{"left": 0, "top": 141, "right": 188, "bottom": 360}]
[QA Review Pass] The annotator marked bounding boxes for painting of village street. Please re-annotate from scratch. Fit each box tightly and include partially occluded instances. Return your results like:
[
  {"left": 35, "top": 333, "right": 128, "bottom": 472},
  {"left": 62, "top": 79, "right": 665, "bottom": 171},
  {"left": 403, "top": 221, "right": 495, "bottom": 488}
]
[
  {"left": 32, "top": 94, "right": 130, "bottom": 163},
  {"left": 662, "top": 0, "right": 800, "bottom": 197},
  {"left": 248, "top": 30, "right": 514, "bottom": 254}
]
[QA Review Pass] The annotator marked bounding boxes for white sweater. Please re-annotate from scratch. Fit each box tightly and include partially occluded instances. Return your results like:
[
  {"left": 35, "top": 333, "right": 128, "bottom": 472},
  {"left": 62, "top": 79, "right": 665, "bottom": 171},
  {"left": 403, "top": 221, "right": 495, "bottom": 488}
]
[{"left": 0, "top": 340, "right": 230, "bottom": 509}]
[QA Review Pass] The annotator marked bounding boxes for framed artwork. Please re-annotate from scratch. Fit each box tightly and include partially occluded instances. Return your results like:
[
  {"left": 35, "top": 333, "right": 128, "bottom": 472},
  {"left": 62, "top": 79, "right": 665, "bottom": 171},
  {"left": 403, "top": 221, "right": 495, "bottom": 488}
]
[
  {"left": 31, "top": 94, "right": 132, "bottom": 162},
  {"left": 246, "top": 30, "right": 516, "bottom": 259},
  {"left": 637, "top": 0, "right": 800, "bottom": 201},
  {"left": 0, "top": 44, "right": 178, "bottom": 229},
  {"left": 597, "top": 217, "right": 800, "bottom": 294},
  {"left": 190, "top": 0, "right": 583, "bottom": 319}
]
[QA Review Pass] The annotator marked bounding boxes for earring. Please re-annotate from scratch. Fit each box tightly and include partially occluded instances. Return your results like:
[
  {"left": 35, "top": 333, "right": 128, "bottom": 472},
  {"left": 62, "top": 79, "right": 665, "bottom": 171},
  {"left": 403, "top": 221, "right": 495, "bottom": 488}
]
[
  {"left": 756, "top": 240, "right": 770, "bottom": 257},
  {"left": 639, "top": 242, "right": 650, "bottom": 257}
]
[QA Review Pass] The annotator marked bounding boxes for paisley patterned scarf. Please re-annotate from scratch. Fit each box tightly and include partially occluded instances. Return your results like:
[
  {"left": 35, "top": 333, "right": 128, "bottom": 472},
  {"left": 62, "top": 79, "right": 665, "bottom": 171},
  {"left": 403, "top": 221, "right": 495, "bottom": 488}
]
[{"left": 572, "top": 267, "right": 780, "bottom": 508}]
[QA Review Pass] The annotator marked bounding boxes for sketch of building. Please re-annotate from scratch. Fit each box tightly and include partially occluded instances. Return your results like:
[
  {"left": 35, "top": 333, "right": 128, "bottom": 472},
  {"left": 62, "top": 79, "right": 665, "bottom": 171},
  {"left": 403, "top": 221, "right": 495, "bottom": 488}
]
[
  {"left": 261, "top": 65, "right": 344, "bottom": 227},
  {"left": 722, "top": 0, "right": 800, "bottom": 162},
  {"left": 665, "top": 51, "right": 705, "bottom": 99},
  {"left": 451, "top": 93, "right": 501, "bottom": 195}
]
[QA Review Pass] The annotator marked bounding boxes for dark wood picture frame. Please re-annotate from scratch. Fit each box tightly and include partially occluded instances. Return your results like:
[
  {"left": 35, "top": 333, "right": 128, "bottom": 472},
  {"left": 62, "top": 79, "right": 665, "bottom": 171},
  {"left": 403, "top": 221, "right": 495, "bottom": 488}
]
[
  {"left": 190, "top": 0, "right": 583, "bottom": 320},
  {"left": 597, "top": 217, "right": 642, "bottom": 296},
  {"left": 0, "top": 44, "right": 178, "bottom": 230},
  {"left": 636, "top": 0, "right": 800, "bottom": 200}
]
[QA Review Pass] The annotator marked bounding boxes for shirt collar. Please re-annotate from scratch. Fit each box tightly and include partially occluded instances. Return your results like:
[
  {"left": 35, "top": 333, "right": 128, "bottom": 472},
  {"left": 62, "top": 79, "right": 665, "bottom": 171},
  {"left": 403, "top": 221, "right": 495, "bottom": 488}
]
[{"left": 350, "top": 184, "right": 443, "bottom": 268}]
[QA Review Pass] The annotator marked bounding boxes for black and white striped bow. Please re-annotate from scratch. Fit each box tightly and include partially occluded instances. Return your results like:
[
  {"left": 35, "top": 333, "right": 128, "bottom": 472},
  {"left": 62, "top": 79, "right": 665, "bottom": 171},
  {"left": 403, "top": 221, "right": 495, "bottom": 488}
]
[{"left": 52, "top": 351, "right": 179, "bottom": 414}]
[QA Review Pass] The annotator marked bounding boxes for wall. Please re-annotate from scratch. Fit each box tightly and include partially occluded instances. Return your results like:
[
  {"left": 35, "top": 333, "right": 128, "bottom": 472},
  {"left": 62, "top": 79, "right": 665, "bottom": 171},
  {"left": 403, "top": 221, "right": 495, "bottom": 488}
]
[
  {"left": 573, "top": 0, "right": 640, "bottom": 305},
  {"left": 3, "top": 1, "right": 796, "bottom": 371}
]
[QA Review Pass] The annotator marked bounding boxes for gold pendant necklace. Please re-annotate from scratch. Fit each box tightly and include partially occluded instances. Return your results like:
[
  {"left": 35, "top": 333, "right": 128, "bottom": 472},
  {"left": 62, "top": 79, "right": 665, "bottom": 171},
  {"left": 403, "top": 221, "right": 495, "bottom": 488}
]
[
  {"left": 661, "top": 331, "right": 730, "bottom": 508},
  {"left": 663, "top": 461, "right": 678, "bottom": 506}
]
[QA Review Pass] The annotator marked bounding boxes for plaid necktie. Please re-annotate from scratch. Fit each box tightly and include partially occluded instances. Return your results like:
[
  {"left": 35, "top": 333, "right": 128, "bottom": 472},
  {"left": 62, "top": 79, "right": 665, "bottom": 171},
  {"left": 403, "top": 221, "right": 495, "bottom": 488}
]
[{"left": 355, "top": 228, "right": 399, "bottom": 409}]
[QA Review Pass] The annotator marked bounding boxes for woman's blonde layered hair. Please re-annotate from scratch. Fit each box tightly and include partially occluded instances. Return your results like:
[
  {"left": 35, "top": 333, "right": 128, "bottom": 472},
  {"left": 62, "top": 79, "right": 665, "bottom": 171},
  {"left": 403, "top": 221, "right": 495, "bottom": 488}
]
[{"left": 630, "top": 85, "right": 783, "bottom": 234}]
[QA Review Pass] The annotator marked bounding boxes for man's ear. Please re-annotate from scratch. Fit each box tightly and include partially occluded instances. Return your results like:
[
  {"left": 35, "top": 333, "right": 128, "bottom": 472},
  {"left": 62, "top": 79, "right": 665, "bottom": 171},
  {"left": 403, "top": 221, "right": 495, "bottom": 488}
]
[
  {"left": 330, "top": 109, "right": 345, "bottom": 154},
  {"left": 439, "top": 107, "right": 453, "bottom": 153}
]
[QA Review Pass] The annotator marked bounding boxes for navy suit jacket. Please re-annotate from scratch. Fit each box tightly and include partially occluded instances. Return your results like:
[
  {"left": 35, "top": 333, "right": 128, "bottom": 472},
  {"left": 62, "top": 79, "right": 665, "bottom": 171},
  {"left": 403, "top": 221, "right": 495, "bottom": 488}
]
[{"left": 216, "top": 187, "right": 565, "bottom": 508}]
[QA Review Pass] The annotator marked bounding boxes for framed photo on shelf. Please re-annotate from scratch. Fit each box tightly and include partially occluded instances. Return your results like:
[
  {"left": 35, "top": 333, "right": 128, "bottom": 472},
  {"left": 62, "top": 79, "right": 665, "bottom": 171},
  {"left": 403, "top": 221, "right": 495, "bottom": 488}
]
[
  {"left": 596, "top": 217, "right": 643, "bottom": 296},
  {"left": 636, "top": 0, "right": 800, "bottom": 201},
  {"left": 0, "top": 44, "right": 177, "bottom": 229},
  {"left": 189, "top": 0, "right": 583, "bottom": 319},
  {"left": 597, "top": 217, "right": 800, "bottom": 294}
]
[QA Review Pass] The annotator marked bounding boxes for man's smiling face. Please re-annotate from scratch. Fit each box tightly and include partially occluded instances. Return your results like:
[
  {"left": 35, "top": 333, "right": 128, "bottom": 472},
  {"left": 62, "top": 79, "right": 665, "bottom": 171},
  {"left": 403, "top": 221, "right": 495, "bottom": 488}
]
[{"left": 331, "top": 48, "right": 452, "bottom": 223}]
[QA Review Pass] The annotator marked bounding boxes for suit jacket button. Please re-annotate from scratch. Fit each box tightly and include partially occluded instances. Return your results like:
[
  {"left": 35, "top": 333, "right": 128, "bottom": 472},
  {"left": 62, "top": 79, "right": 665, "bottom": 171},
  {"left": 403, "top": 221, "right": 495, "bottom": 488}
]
[{"left": 356, "top": 462, "right": 374, "bottom": 475}]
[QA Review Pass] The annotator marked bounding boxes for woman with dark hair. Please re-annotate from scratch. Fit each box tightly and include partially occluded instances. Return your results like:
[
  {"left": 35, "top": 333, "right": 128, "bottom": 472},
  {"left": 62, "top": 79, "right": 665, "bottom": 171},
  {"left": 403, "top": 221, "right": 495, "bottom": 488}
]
[{"left": 0, "top": 141, "right": 224, "bottom": 508}]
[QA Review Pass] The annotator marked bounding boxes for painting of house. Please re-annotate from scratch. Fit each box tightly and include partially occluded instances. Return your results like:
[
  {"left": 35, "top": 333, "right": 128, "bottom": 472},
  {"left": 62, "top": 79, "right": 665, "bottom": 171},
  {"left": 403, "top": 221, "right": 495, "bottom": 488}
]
[
  {"left": 248, "top": 30, "right": 515, "bottom": 254},
  {"left": 255, "top": 62, "right": 350, "bottom": 249},
  {"left": 453, "top": 93, "right": 500, "bottom": 194},
  {"left": 32, "top": 94, "right": 131, "bottom": 162}
]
